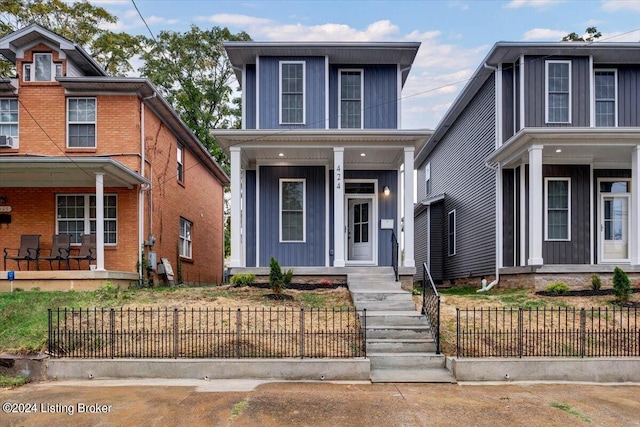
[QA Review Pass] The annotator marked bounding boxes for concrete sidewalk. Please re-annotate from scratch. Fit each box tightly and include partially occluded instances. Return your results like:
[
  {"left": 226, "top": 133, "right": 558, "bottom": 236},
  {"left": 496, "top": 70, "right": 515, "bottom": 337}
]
[{"left": 1, "top": 380, "right": 639, "bottom": 426}]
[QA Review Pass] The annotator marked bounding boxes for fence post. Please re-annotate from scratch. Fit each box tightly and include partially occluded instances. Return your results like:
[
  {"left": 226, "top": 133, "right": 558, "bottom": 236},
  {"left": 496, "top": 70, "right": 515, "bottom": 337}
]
[
  {"left": 456, "top": 308, "right": 460, "bottom": 358},
  {"left": 362, "top": 308, "right": 367, "bottom": 358},
  {"left": 47, "top": 309, "right": 52, "bottom": 356},
  {"left": 300, "top": 308, "right": 305, "bottom": 359},
  {"left": 110, "top": 308, "right": 115, "bottom": 359},
  {"left": 518, "top": 308, "right": 523, "bottom": 358},
  {"left": 580, "top": 308, "right": 586, "bottom": 358},
  {"left": 173, "top": 308, "right": 179, "bottom": 359},
  {"left": 236, "top": 308, "right": 242, "bottom": 358}
]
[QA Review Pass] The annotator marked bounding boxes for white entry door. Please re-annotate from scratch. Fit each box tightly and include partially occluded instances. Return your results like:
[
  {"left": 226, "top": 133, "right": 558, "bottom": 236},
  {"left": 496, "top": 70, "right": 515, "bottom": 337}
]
[
  {"left": 348, "top": 198, "right": 373, "bottom": 262},
  {"left": 600, "top": 194, "right": 629, "bottom": 262}
]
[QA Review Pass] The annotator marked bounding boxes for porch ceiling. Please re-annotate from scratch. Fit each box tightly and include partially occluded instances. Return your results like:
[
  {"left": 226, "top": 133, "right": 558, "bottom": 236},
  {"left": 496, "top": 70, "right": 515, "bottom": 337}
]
[
  {"left": 487, "top": 128, "right": 640, "bottom": 168},
  {"left": 0, "top": 157, "right": 150, "bottom": 189}
]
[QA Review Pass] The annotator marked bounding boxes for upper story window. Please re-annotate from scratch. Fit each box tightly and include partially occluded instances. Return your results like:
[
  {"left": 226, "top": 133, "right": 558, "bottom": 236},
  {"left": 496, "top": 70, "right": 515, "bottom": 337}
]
[
  {"left": 0, "top": 98, "right": 18, "bottom": 147},
  {"left": 546, "top": 60, "right": 571, "bottom": 123},
  {"left": 67, "top": 98, "right": 96, "bottom": 148},
  {"left": 280, "top": 61, "right": 305, "bottom": 124},
  {"left": 339, "top": 70, "right": 363, "bottom": 129},
  {"left": 595, "top": 70, "right": 617, "bottom": 127},
  {"left": 177, "top": 143, "right": 184, "bottom": 183},
  {"left": 280, "top": 178, "right": 306, "bottom": 242},
  {"left": 23, "top": 53, "right": 62, "bottom": 82},
  {"left": 425, "top": 162, "right": 431, "bottom": 196},
  {"left": 545, "top": 178, "right": 571, "bottom": 241}
]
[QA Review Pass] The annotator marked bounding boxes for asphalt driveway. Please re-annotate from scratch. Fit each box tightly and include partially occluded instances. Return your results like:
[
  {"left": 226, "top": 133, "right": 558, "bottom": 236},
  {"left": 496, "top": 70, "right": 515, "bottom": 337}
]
[{"left": 1, "top": 380, "right": 639, "bottom": 426}]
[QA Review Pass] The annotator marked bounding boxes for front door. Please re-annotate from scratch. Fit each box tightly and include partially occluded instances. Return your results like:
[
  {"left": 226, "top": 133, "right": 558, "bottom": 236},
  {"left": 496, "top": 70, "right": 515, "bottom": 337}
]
[
  {"left": 348, "top": 198, "right": 373, "bottom": 262},
  {"left": 598, "top": 179, "right": 630, "bottom": 263}
]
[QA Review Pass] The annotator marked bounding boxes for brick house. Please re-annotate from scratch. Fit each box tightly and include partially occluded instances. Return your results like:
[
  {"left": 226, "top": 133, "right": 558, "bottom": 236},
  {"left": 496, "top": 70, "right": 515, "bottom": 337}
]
[{"left": 0, "top": 24, "right": 228, "bottom": 290}]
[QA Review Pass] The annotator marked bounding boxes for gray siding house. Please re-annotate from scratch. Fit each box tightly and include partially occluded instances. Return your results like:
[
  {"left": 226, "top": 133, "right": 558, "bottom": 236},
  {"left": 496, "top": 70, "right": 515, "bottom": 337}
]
[
  {"left": 416, "top": 42, "right": 640, "bottom": 287},
  {"left": 213, "top": 42, "right": 430, "bottom": 278}
]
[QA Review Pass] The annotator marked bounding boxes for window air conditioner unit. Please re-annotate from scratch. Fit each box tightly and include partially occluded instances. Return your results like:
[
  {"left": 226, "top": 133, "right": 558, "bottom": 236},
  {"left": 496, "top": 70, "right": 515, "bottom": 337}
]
[{"left": 0, "top": 135, "right": 12, "bottom": 148}]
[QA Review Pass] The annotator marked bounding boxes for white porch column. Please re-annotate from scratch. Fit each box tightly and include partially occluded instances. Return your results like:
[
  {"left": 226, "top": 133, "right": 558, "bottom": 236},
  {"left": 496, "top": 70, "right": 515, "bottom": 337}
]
[
  {"left": 528, "top": 145, "right": 544, "bottom": 265},
  {"left": 403, "top": 147, "right": 415, "bottom": 268},
  {"left": 333, "top": 147, "right": 345, "bottom": 267},
  {"left": 95, "top": 172, "right": 105, "bottom": 271},
  {"left": 229, "top": 147, "right": 242, "bottom": 268},
  {"left": 630, "top": 146, "right": 640, "bottom": 265}
]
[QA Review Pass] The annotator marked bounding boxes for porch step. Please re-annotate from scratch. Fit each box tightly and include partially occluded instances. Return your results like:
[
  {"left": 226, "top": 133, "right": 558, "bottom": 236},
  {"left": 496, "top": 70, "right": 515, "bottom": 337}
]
[
  {"left": 365, "top": 325, "right": 433, "bottom": 340},
  {"left": 371, "top": 368, "right": 456, "bottom": 383},
  {"left": 351, "top": 290, "right": 413, "bottom": 301},
  {"left": 367, "top": 338, "right": 436, "bottom": 353},
  {"left": 356, "top": 300, "right": 416, "bottom": 311},
  {"left": 362, "top": 310, "right": 427, "bottom": 326}
]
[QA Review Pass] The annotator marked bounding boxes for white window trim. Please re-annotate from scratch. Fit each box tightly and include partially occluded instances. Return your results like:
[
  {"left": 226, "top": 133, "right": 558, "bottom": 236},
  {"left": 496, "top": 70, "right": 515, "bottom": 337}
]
[
  {"left": 67, "top": 97, "right": 97, "bottom": 148},
  {"left": 545, "top": 60, "right": 572, "bottom": 124},
  {"left": 23, "top": 53, "right": 58, "bottom": 82},
  {"left": 425, "top": 162, "right": 431, "bottom": 196},
  {"left": 279, "top": 178, "right": 306, "bottom": 243},
  {"left": 55, "top": 193, "right": 118, "bottom": 246},
  {"left": 279, "top": 61, "right": 306, "bottom": 125},
  {"left": 179, "top": 217, "right": 193, "bottom": 259},
  {"left": 544, "top": 177, "right": 571, "bottom": 241},
  {"left": 593, "top": 68, "right": 618, "bottom": 127},
  {"left": 0, "top": 98, "right": 19, "bottom": 147},
  {"left": 177, "top": 143, "right": 184, "bottom": 183},
  {"left": 338, "top": 68, "right": 364, "bottom": 129},
  {"left": 448, "top": 209, "right": 456, "bottom": 256}
]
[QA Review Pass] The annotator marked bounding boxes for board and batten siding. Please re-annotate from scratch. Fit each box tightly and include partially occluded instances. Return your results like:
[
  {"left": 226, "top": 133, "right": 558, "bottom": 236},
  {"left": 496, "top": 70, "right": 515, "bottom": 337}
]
[
  {"left": 617, "top": 66, "right": 640, "bottom": 127},
  {"left": 258, "top": 56, "right": 326, "bottom": 129},
  {"left": 258, "top": 166, "right": 326, "bottom": 266},
  {"left": 502, "top": 65, "right": 515, "bottom": 142},
  {"left": 417, "top": 78, "right": 496, "bottom": 281},
  {"left": 523, "top": 56, "right": 590, "bottom": 128},
  {"left": 245, "top": 170, "right": 257, "bottom": 267},
  {"left": 245, "top": 65, "right": 256, "bottom": 129},
  {"left": 328, "top": 65, "right": 398, "bottom": 129}
]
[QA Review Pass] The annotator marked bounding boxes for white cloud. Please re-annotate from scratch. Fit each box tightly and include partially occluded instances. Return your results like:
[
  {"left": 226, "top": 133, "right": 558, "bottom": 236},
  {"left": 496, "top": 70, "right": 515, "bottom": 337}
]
[
  {"left": 505, "top": 0, "right": 563, "bottom": 9},
  {"left": 598, "top": 30, "right": 640, "bottom": 42},
  {"left": 197, "top": 13, "right": 272, "bottom": 27},
  {"left": 602, "top": 0, "right": 640, "bottom": 12},
  {"left": 522, "top": 28, "right": 567, "bottom": 41}
]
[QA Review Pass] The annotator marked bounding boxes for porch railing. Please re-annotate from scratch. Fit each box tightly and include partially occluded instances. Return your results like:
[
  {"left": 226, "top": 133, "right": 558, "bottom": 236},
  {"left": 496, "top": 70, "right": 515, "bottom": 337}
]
[
  {"left": 422, "top": 262, "right": 441, "bottom": 354},
  {"left": 391, "top": 231, "right": 399, "bottom": 282},
  {"left": 48, "top": 307, "right": 366, "bottom": 359},
  {"left": 456, "top": 307, "right": 640, "bottom": 358}
]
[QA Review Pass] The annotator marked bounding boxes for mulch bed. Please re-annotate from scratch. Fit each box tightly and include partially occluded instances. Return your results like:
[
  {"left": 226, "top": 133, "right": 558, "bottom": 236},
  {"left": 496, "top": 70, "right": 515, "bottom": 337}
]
[
  {"left": 236, "top": 283, "right": 347, "bottom": 291},
  {"left": 535, "top": 288, "right": 640, "bottom": 297}
]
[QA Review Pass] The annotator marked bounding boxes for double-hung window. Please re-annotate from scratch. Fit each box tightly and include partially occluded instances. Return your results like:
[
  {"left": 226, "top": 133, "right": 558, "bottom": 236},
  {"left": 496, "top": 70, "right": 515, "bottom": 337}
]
[
  {"left": 68, "top": 98, "right": 96, "bottom": 148},
  {"left": 280, "top": 179, "right": 305, "bottom": 242},
  {"left": 0, "top": 98, "right": 18, "bottom": 147},
  {"left": 546, "top": 60, "right": 571, "bottom": 123},
  {"left": 545, "top": 178, "right": 571, "bottom": 241},
  {"left": 339, "top": 70, "right": 363, "bottom": 129},
  {"left": 448, "top": 210, "right": 456, "bottom": 256},
  {"left": 179, "top": 217, "right": 192, "bottom": 259},
  {"left": 56, "top": 194, "right": 117, "bottom": 244},
  {"left": 594, "top": 70, "right": 617, "bottom": 127},
  {"left": 425, "top": 162, "right": 431, "bottom": 196},
  {"left": 280, "top": 61, "right": 305, "bottom": 124},
  {"left": 177, "top": 143, "right": 184, "bottom": 183}
]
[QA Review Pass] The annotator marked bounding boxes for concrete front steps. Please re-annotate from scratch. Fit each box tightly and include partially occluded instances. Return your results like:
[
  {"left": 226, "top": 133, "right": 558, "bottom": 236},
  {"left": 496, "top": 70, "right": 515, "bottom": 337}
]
[{"left": 348, "top": 268, "right": 455, "bottom": 383}]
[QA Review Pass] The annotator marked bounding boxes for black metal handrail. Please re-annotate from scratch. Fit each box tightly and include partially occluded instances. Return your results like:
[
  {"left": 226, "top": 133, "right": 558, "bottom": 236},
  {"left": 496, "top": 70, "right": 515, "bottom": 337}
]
[
  {"left": 391, "top": 231, "right": 399, "bottom": 282},
  {"left": 422, "top": 262, "right": 441, "bottom": 354},
  {"left": 47, "top": 307, "right": 366, "bottom": 359},
  {"left": 456, "top": 307, "right": 640, "bottom": 358}
]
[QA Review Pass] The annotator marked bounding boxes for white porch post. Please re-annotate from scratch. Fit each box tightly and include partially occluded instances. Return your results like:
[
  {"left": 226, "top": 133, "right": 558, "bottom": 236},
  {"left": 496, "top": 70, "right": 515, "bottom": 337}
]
[
  {"left": 95, "top": 172, "right": 105, "bottom": 271},
  {"left": 403, "top": 147, "right": 415, "bottom": 268},
  {"left": 229, "top": 147, "right": 242, "bottom": 268},
  {"left": 630, "top": 146, "right": 640, "bottom": 265},
  {"left": 528, "top": 145, "right": 544, "bottom": 265},
  {"left": 333, "top": 147, "right": 345, "bottom": 267}
]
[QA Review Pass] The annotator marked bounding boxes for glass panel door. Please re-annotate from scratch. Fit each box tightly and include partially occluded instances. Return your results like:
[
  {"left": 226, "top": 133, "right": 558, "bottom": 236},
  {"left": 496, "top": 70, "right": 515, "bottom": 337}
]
[{"left": 601, "top": 195, "right": 629, "bottom": 262}]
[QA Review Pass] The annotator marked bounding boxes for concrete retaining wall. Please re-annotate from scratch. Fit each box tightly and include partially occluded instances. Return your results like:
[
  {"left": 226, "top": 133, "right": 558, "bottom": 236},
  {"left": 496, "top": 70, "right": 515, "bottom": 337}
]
[
  {"left": 47, "top": 359, "right": 370, "bottom": 382},
  {"left": 449, "top": 357, "right": 640, "bottom": 382}
]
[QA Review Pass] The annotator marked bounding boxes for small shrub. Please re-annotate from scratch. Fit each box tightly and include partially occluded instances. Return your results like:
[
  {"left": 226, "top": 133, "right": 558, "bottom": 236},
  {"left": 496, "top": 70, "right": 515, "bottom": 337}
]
[
  {"left": 230, "top": 273, "right": 255, "bottom": 286},
  {"left": 613, "top": 267, "right": 631, "bottom": 302},
  {"left": 269, "top": 257, "right": 292, "bottom": 295},
  {"left": 591, "top": 274, "right": 601, "bottom": 291},
  {"left": 545, "top": 282, "right": 570, "bottom": 295}
]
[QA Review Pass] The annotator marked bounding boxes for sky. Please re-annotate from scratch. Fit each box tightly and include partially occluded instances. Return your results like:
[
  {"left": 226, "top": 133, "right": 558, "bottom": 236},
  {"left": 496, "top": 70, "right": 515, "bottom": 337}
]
[{"left": 92, "top": 0, "right": 640, "bottom": 130}]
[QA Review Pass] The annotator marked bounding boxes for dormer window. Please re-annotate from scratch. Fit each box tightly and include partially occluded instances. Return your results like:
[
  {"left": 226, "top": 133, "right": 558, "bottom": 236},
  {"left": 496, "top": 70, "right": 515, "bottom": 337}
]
[{"left": 23, "top": 53, "right": 62, "bottom": 82}]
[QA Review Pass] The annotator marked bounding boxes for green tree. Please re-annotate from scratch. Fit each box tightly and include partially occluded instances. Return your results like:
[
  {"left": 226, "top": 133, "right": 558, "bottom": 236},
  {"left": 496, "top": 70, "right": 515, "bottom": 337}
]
[
  {"left": 0, "top": 0, "right": 143, "bottom": 76},
  {"left": 138, "top": 25, "right": 251, "bottom": 174},
  {"left": 612, "top": 267, "right": 631, "bottom": 303},
  {"left": 562, "top": 26, "right": 602, "bottom": 42}
]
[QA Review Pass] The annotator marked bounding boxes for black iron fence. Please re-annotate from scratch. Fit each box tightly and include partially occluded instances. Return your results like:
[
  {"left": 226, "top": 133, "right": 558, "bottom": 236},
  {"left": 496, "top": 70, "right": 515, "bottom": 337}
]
[
  {"left": 457, "top": 307, "right": 640, "bottom": 358},
  {"left": 391, "top": 231, "right": 399, "bottom": 282},
  {"left": 48, "top": 307, "right": 365, "bottom": 359},
  {"left": 422, "top": 263, "right": 441, "bottom": 354}
]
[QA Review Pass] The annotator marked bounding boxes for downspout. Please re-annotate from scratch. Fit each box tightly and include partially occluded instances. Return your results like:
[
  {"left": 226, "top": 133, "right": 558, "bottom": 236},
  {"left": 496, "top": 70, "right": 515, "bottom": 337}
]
[
  {"left": 139, "top": 92, "right": 156, "bottom": 280},
  {"left": 479, "top": 61, "right": 501, "bottom": 292}
]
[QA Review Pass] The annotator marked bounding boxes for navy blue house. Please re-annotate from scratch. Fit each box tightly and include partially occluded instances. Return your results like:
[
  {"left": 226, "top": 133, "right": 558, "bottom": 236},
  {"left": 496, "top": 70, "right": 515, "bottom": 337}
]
[{"left": 214, "top": 42, "right": 430, "bottom": 278}]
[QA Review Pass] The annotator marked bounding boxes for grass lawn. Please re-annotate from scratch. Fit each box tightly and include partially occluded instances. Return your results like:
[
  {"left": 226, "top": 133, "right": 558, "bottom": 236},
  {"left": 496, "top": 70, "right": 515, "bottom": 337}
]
[{"left": 0, "top": 284, "right": 352, "bottom": 354}]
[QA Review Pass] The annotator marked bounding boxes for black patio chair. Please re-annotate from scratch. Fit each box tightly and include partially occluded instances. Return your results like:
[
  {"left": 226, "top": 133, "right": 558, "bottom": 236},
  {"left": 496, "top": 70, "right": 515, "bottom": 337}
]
[
  {"left": 39, "top": 234, "right": 72, "bottom": 270},
  {"left": 67, "top": 234, "right": 96, "bottom": 269},
  {"left": 3, "top": 234, "right": 41, "bottom": 271}
]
